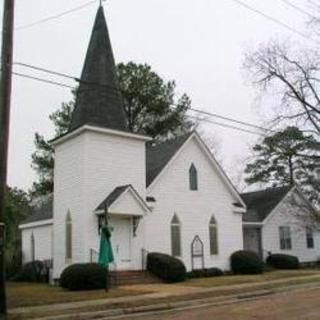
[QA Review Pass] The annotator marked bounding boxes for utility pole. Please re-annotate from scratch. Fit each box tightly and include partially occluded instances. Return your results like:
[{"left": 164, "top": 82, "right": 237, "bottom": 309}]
[{"left": 0, "top": 0, "right": 15, "bottom": 318}]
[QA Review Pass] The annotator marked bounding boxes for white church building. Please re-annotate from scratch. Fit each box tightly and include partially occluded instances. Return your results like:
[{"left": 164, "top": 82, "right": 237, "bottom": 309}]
[
  {"left": 19, "top": 6, "right": 246, "bottom": 279},
  {"left": 19, "top": 7, "right": 320, "bottom": 280}
]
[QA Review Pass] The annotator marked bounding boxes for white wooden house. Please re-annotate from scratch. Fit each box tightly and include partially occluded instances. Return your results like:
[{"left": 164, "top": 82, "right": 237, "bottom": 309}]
[{"left": 241, "top": 186, "right": 320, "bottom": 263}]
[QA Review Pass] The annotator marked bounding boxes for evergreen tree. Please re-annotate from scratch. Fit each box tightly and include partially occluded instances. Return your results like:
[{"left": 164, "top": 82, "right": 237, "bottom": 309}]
[
  {"left": 31, "top": 62, "right": 193, "bottom": 197},
  {"left": 4, "top": 187, "right": 30, "bottom": 277},
  {"left": 245, "top": 126, "right": 320, "bottom": 203}
]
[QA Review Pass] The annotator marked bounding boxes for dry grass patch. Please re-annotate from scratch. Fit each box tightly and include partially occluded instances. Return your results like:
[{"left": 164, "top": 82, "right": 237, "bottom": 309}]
[
  {"left": 184, "top": 270, "right": 320, "bottom": 288},
  {"left": 7, "top": 282, "right": 150, "bottom": 309}
]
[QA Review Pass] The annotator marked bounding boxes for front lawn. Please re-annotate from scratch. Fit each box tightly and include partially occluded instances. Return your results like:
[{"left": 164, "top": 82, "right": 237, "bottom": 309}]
[
  {"left": 7, "top": 282, "right": 149, "bottom": 309},
  {"left": 184, "top": 269, "right": 320, "bottom": 288}
]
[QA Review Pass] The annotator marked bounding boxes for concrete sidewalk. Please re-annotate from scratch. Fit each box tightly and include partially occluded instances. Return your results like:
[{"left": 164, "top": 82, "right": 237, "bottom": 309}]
[{"left": 9, "top": 274, "right": 320, "bottom": 319}]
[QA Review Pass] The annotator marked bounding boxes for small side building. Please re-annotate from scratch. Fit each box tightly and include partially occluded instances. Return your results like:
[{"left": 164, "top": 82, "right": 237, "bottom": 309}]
[
  {"left": 241, "top": 186, "right": 320, "bottom": 263},
  {"left": 19, "top": 196, "right": 53, "bottom": 264}
]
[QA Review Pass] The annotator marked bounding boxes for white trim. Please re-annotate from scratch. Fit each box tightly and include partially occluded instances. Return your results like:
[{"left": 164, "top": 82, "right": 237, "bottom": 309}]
[
  {"left": 147, "top": 131, "right": 246, "bottom": 209},
  {"left": 95, "top": 186, "right": 151, "bottom": 216},
  {"left": 110, "top": 187, "right": 151, "bottom": 214},
  {"left": 262, "top": 186, "right": 296, "bottom": 225},
  {"left": 19, "top": 219, "right": 53, "bottom": 230},
  {"left": 233, "top": 207, "right": 246, "bottom": 214},
  {"left": 51, "top": 125, "right": 151, "bottom": 146}
]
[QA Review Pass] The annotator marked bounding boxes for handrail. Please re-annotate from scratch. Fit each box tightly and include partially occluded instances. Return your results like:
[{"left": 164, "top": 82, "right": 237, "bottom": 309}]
[
  {"left": 141, "top": 248, "right": 149, "bottom": 270},
  {"left": 90, "top": 248, "right": 99, "bottom": 263}
]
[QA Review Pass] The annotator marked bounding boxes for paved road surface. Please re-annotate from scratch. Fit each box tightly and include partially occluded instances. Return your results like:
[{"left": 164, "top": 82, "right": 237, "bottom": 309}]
[{"left": 123, "top": 287, "right": 320, "bottom": 320}]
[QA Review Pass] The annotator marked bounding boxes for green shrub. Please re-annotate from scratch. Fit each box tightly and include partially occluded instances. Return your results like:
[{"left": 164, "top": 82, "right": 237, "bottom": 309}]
[
  {"left": 60, "top": 263, "right": 107, "bottom": 291},
  {"left": 206, "top": 267, "right": 224, "bottom": 277},
  {"left": 13, "top": 260, "right": 47, "bottom": 282},
  {"left": 187, "top": 268, "right": 223, "bottom": 278},
  {"left": 147, "top": 252, "right": 186, "bottom": 283},
  {"left": 230, "top": 250, "right": 263, "bottom": 274},
  {"left": 266, "top": 254, "right": 299, "bottom": 270}
]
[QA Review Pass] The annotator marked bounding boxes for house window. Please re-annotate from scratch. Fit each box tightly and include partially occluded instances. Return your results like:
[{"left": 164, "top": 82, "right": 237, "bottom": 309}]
[
  {"left": 209, "top": 215, "right": 218, "bottom": 255},
  {"left": 171, "top": 214, "right": 181, "bottom": 256},
  {"left": 279, "top": 226, "right": 292, "bottom": 250},
  {"left": 31, "top": 233, "right": 35, "bottom": 261},
  {"left": 306, "top": 227, "right": 314, "bottom": 249},
  {"left": 66, "top": 211, "right": 72, "bottom": 261},
  {"left": 189, "top": 164, "right": 198, "bottom": 190}
]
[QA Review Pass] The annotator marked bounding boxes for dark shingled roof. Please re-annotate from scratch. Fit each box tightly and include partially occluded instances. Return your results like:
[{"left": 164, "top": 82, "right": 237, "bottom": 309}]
[
  {"left": 241, "top": 186, "right": 292, "bottom": 223},
  {"left": 95, "top": 185, "right": 130, "bottom": 211},
  {"left": 146, "top": 132, "right": 192, "bottom": 186},
  {"left": 69, "top": 7, "right": 128, "bottom": 132},
  {"left": 22, "top": 196, "right": 53, "bottom": 224}
]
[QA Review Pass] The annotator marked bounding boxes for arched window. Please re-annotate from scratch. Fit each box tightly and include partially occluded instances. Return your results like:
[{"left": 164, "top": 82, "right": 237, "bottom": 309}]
[
  {"left": 209, "top": 215, "right": 218, "bottom": 255},
  {"left": 65, "top": 211, "right": 72, "bottom": 261},
  {"left": 171, "top": 214, "right": 181, "bottom": 256},
  {"left": 31, "top": 232, "right": 35, "bottom": 261},
  {"left": 189, "top": 164, "right": 198, "bottom": 190}
]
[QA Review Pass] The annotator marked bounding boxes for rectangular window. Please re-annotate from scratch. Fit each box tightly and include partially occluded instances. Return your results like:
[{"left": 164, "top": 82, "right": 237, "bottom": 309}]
[
  {"left": 306, "top": 227, "right": 314, "bottom": 249},
  {"left": 279, "top": 226, "right": 292, "bottom": 250},
  {"left": 209, "top": 225, "right": 218, "bottom": 255},
  {"left": 171, "top": 225, "right": 181, "bottom": 256}
]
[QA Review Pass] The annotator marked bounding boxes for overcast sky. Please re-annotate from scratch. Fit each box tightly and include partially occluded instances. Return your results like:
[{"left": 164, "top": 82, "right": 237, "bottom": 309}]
[{"left": 0, "top": 0, "right": 316, "bottom": 192}]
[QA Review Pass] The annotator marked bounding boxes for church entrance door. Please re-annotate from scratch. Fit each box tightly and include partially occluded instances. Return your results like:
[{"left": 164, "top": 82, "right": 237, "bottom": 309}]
[{"left": 109, "top": 216, "right": 132, "bottom": 270}]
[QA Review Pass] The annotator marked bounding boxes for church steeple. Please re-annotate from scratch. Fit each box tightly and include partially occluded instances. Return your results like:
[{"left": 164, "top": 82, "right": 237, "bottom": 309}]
[{"left": 69, "top": 6, "right": 128, "bottom": 132}]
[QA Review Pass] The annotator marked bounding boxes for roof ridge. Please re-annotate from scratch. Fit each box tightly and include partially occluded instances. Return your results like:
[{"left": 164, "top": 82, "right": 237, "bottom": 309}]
[
  {"left": 241, "top": 185, "right": 292, "bottom": 196},
  {"left": 148, "top": 131, "right": 193, "bottom": 148}
]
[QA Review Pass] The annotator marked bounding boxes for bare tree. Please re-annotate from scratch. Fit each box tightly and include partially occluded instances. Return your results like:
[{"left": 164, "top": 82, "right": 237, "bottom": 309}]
[{"left": 244, "top": 41, "right": 320, "bottom": 136}]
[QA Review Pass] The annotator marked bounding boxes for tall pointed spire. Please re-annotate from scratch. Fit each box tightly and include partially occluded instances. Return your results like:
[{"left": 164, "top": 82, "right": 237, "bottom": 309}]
[{"left": 69, "top": 7, "right": 128, "bottom": 132}]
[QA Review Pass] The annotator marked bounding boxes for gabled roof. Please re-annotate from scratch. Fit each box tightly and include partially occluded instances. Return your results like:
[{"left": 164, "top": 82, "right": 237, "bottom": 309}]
[
  {"left": 95, "top": 185, "right": 129, "bottom": 211},
  {"left": 95, "top": 184, "right": 150, "bottom": 216},
  {"left": 241, "top": 186, "right": 292, "bottom": 223},
  {"left": 69, "top": 6, "right": 128, "bottom": 133},
  {"left": 21, "top": 195, "right": 53, "bottom": 225},
  {"left": 146, "top": 132, "right": 193, "bottom": 187}
]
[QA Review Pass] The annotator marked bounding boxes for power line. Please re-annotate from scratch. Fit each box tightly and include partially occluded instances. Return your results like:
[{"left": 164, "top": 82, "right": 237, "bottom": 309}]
[
  {"left": 279, "top": 0, "right": 317, "bottom": 19},
  {"left": 15, "top": 0, "right": 98, "bottom": 31},
  {"left": 15, "top": 61, "right": 272, "bottom": 133},
  {"left": 189, "top": 107, "right": 273, "bottom": 133},
  {"left": 12, "top": 71, "right": 74, "bottom": 89},
  {"left": 230, "top": 0, "right": 319, "bottom": 44},
  {"left": 189, "top": 114, "right": 266, "bottom": 136},
  {"left": 14, "top": 61, "right": 120, "bottom": 92},
  {"left": 11, "top": 69, "right": 267, "bottom": 136}
]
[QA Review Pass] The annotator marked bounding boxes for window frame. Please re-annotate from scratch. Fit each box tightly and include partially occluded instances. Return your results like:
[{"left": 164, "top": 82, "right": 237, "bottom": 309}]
[
  {"left": 279, "top": 226, "right": 292, "bottom": 250},
  {"left": 65, "top": 211, "right": 73, "bottom": 262},
  {"left": 171, "top": 214, "right": 182, "bottom": 257},
  {"left": 189, "top": 163, "right": 198, "bottom": 191},
  {"left": 306, "top": 227, "right": 314, "bottom": 249},
  {"left": 209, "top": 215, "right": 218, "bottom": 255},
  {"left": 31, "top": 232, "right": 35, "bottom": 262}
]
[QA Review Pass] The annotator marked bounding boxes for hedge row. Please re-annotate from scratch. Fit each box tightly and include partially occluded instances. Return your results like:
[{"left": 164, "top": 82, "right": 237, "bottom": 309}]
[
  {"left": 147, "top": 252, "right": 186, "bottom": 283},
  {"left": 266, "top": 254, "right": 299, "bottom": 269}
]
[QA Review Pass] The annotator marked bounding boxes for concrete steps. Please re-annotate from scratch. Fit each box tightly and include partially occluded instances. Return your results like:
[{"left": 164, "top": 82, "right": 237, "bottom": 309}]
[{"left": 109, "top": 270, "right": 162, "bottom": 286}]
